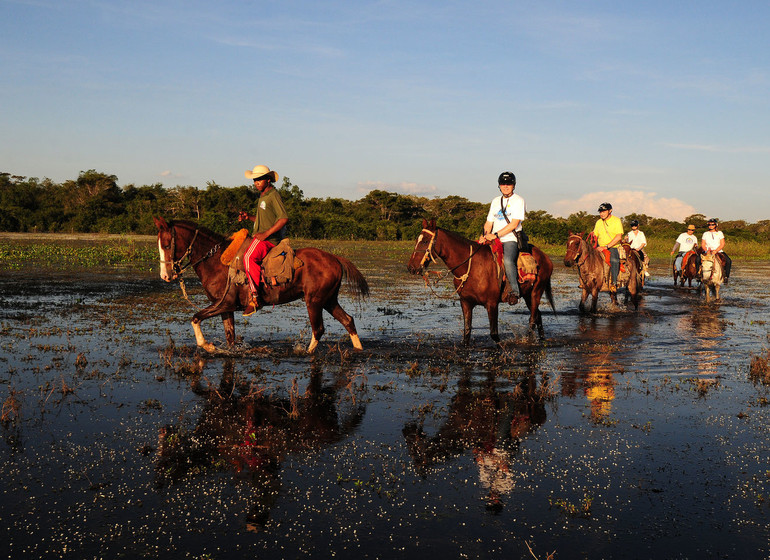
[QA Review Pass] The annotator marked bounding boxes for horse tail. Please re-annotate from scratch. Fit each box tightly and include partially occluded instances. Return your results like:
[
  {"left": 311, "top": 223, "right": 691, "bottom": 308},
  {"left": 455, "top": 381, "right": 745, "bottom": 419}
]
[
  {"left": 335, "top": 255, "right": 370, "bottom": 299},
  {"left": 544, "top": 280, "right": 556, "bottom": 315}
]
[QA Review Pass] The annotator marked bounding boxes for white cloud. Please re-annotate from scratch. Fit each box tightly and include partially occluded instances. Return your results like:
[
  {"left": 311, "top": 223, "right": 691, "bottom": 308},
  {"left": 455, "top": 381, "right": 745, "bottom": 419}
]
[
  {"left": 664, "top": 143, "right": 770, "bottom": 154},
  {"left": 357, "top": 181, "right": 438, "bottom": 196},
  {"left": 551, "top": 190, "right": 696, "bottom": 222}
]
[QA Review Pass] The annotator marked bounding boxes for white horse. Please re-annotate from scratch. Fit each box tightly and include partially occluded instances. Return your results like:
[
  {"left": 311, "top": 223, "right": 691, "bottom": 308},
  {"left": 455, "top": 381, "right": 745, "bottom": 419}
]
[{"left": 700, "top": 253, "right": 723, "bottom": 303}]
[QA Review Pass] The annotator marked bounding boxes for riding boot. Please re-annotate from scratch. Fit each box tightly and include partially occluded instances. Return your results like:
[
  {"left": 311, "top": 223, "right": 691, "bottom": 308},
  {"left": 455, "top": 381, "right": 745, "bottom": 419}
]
[
  {"left": 243, "top": 292, "right": 262, "bottom": 317},
  {"left": 501, "top": 279, "right": 519, "bottom": 305}
]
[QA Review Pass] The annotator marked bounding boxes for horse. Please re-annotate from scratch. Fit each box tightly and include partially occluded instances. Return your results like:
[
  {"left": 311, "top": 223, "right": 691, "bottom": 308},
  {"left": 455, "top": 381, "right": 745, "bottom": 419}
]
[
  {"left": 406, "top": 219, "right": 555, "bottom": 343},
  {"left": 563, "top": 232, "right": 642, "bottom": 313},
  {"left": 154, "top": 217, "right": 369, "bottom": 353},
  {"left": 673, "top": 250, "right": 700, "bottom": 288},
  {"left": 699, "top": 253, "right": 723, "bottom": 303}
]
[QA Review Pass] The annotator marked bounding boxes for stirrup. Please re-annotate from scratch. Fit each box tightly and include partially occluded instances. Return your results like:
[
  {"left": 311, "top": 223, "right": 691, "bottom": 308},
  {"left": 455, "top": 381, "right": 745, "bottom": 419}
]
[{"left": 242, "top": 294, "right": 261, "bottom": 317}]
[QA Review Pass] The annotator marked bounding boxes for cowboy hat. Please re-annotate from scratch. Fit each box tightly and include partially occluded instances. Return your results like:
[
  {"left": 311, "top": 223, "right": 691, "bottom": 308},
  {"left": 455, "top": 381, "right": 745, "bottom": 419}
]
[{"left": 244, "top": 165, "right": 279, "bottom": 182}]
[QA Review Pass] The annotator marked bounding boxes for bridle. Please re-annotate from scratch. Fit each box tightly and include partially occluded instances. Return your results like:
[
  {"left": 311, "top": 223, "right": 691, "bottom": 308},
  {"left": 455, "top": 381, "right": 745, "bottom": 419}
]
[
  {"left": 413, "top": 228, "right": 479, "bottom": 294},
  {"left": 566, "top": 234, "right": 589, "bottom": 268},
  {"left": 159, "top": 224, "right": 222, "bottom": 303},
  {"left": 413, "top": 228, "right": 438, "bottom": 270}
]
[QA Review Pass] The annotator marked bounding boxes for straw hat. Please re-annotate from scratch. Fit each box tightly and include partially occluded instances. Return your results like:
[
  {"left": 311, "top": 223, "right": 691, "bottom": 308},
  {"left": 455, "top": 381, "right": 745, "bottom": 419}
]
[{"left": 244, "top": 165, "right": 279, "bottom": 182}]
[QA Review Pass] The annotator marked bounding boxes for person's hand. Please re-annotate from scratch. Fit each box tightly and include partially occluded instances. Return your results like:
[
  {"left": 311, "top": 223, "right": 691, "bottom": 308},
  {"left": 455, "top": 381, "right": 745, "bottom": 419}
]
[
  {"left": 670, "top": 251, "right": 674, "bottom": 255},
  {"left": 238, "top": 211, "right": 250, "bottom": 222},
  {"left": 253, "top": 231, "right": 268, "bottom": 241}
]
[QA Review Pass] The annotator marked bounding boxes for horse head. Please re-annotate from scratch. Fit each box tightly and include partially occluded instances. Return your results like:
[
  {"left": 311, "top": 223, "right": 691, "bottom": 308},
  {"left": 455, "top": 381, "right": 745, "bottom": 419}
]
[
  {"left": 407, "top": 219, "right": 438, "bottom": 275},
  {"left": 564, "top": 232, "right": 586, "bottom": 267},
  {"left": 154, "top": 216, "right": 178, "bottom": 281}
]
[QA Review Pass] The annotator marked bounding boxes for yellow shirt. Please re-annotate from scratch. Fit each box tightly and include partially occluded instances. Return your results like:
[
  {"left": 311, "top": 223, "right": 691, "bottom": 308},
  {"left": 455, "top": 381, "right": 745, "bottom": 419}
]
[{"left": 593, "top": 215, "right": 624, "bottom": 247}]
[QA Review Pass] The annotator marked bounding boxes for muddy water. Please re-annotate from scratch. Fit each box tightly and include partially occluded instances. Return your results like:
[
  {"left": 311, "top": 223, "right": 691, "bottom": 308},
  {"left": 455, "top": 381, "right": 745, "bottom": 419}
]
[{"left": 1, "top": 255, "right": 769, "bottom": 559}]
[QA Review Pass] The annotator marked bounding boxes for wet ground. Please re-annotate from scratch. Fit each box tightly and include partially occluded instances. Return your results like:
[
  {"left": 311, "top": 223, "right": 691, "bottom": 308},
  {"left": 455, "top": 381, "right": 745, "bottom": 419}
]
[{"left": 1, "top": 252, "right": 769, "bottom": 559}]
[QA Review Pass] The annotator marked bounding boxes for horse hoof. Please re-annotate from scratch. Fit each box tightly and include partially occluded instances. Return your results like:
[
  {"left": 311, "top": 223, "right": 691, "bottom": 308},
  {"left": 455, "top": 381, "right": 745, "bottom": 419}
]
[{"left": 200, "top": 343, "right": 217, "bottom": 354}]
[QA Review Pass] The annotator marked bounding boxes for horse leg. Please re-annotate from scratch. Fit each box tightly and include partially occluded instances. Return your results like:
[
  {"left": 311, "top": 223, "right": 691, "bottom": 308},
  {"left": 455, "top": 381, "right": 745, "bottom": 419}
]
[
  {"left": 485, "top": 303, "right": 500, "bottom": 344},
  {"left": 461, "top": 299, "right": 474, "bottom": 345},
  {"left": 590, "top": 287, "right": 600, "bottom": 313},
  {"left": 579, "top": 287, "right": 588, "bottom": 314},
  {"left": 221, "top": 312, "right": 235, "bottom": 347},
  {"left": 323, "top": 297, "right": 363, "bottom": 350},
  {"left": 191, "top": 296, "right": 239, "bottom": 353},
  {"left": 305, "top": 299, "right": 326, "bottom": 354}
]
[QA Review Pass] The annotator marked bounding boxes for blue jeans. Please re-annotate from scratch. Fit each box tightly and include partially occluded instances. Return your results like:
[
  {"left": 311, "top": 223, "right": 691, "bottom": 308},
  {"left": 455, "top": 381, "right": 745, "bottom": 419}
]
[
  {"left": 609, "top": 247, "right": 619, "bottom": 283},
  {"left": 503, "top": 241, "right": 519, "bottom": 296}
]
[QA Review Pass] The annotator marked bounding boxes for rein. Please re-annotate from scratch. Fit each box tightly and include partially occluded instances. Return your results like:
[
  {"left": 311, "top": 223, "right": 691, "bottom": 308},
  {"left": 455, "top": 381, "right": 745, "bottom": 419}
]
[
  {"left": 415, "top": 228, "right": 482, "bottom": 295},
  {"left": 567, "top": 234, "right": 590, "bottom": 268},
  {"left": 161, "top": 225, "right": 222, "bottom": 305}
]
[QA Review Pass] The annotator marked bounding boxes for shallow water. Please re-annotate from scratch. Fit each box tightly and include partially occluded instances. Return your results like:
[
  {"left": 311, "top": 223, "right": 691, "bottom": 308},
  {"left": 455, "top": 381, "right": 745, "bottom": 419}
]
[{"left": 1, "top": 256, "right": 769, "bottom": 559}]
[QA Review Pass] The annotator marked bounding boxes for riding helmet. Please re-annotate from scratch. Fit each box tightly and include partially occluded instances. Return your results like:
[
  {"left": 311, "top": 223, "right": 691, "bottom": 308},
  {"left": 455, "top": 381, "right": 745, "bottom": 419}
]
[
  {"left": 630, "top": 219, "right": 639, "bottom": 227},
  {"left": 598, "top": 202, "right": 612, "bottom": 212},
  {"left": 498, "top": 172, "right": 516, "bottom": 186}
]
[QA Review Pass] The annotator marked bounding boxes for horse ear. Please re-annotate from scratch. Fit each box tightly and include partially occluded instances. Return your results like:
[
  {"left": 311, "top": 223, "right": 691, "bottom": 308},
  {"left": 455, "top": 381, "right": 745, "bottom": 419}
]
[
  {"left": 422, "top": 218, "right": 428, "bottom": 229},
  {"left": 153, "top": 216, "right": 169, "bottom": 230},
  {"left": 429, "top": 219, "right": 436, "bottom": 229}
]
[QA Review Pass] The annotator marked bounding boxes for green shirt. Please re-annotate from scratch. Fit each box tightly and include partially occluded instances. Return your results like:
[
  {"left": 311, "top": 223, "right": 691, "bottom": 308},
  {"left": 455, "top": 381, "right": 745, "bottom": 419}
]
[{"left": 254, "top": 187, "right": 289, "bottom": 244}]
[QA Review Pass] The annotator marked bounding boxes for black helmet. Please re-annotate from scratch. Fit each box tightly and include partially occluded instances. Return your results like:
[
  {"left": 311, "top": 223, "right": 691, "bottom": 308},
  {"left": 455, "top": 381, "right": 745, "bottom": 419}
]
[
  {"left": 598, "top": 202, "right": 612, "bottom": 212},
  {"left": 708, "top": 218, "right": 718, "bottom": 224},
  {"left": 630, "top": 219, "right": 639, "bottom": 227},
  {"left": 498, "top": 171, "right": 516, "bottom": 186}
]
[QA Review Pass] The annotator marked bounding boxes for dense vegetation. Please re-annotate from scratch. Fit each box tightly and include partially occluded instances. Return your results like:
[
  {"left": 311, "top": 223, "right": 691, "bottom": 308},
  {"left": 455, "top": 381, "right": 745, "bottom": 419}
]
[{"left": 2, "top": 170, "right": 768, "bottom": 248}]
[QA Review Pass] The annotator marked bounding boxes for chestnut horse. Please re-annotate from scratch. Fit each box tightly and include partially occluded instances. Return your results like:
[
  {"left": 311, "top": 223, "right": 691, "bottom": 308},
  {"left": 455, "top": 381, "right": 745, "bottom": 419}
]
[
  {"left": 407, "top": 220, "right": 555, "bottom": 343},
  {"left": 563, "top": 232, "right": 642, "bottom": 313},
  {"left": 673, "top": 250, "right": 701, "bottom": 288},
  {"left": 154, "top": 217, "right": 368, "bottom": 353}
]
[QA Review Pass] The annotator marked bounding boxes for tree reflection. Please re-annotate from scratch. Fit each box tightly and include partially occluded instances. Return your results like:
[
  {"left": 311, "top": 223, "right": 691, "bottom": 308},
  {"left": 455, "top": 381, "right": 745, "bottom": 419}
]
[
  {"left": 402, "top": 372, "right": 548, "bottom": 511},
  {"left": 155, "top": 359, "right": 365, "bottom": 530}
]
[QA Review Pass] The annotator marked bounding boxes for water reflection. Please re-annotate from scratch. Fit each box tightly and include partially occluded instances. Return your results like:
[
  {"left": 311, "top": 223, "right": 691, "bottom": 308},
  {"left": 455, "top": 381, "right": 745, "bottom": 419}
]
[
  {"left": 561, "top": 316, "right": 637, "bottom": 422},
  {"left": 402, "top": 372, "right": 547, "bottom": 510},
  {"left": 155, "top": 360, "right": 365, "bottom": 530},
  {"left": 677, "top": 307, "right": 726, "bottom": 376}
]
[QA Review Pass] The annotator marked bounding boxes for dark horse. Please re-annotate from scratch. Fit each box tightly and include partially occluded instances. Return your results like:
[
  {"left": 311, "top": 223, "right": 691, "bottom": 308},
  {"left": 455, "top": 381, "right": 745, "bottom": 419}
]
[
  {"left": 563, "top": 232, "right": 642, "bottom": 313},
  {"left": 154, "top": 217, "right": 369, "bottom": 353},
  {"left": 673, "top": 249, "right": 701, "bottom": 288},
  {"left": 407, "top": 219, "right": 555, "bottom": 343}
]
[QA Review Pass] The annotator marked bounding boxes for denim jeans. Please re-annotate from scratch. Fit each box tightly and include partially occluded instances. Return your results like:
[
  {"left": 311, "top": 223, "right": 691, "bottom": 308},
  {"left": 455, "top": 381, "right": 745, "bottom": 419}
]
[
  {"left": 609, "top": 247, "right": 619, "bottom": 283},
  {"left": 503, "top": 241, "right": 520, "bottom": 295}
]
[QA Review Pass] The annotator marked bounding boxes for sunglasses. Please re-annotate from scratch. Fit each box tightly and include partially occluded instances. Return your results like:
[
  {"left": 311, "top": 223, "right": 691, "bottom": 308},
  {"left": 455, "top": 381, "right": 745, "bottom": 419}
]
[{"left": 687, "top": 229, "right": 695, "bottom": 232}]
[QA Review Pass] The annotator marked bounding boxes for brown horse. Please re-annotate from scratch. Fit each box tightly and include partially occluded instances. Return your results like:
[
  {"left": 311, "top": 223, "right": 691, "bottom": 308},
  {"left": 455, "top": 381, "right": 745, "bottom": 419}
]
[
  {"left": 154, "top": 217, "right": 369, "bottom": 353},
  {"left": 407, "top": 219, "right": 555, "bottom": 343},
  {"left": 673, "top": 250, "right": 701, "bottom": 288},
  {"left": 563, "top": 232, "right": 642, "bottom": 313}
]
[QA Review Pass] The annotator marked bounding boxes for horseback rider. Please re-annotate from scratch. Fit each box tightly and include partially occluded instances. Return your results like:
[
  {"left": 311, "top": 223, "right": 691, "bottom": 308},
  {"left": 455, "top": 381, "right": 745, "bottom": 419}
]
[
  {"left": 670, "top": 224, "right": 700, "bottom": 273},
  {"left": 626, "top": 219, "right": 650, "bottom": 277},
  {"left": 701, "top": 218, "right": 731, "bottom": 284},
  {"left": 238, "top": 165, "right": 289, "bottom": 316},
  {"left": 593, "top": 202, "right": 623, "bottom": 289},
  {"left": 478, "top": 171, "right": 526, "bottom": 305}
]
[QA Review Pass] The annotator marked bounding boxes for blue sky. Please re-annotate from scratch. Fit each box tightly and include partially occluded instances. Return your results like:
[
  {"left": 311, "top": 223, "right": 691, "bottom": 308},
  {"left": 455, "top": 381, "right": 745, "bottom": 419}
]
[{"left": 2, "top": 0, "right": 768, "bottom": 222}]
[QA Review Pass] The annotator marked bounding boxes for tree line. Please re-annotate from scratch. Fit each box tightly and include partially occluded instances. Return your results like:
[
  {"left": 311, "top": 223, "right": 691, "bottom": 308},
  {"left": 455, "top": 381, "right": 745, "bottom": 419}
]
[{"left": 2, "top": 170, "right": 768, "bottom": 244}]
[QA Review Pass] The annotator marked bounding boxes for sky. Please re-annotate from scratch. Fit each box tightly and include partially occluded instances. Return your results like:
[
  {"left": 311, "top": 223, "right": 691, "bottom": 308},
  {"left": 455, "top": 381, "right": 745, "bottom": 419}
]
[{"left": 2, "top": 0, "right": 769, "bottom": 223}]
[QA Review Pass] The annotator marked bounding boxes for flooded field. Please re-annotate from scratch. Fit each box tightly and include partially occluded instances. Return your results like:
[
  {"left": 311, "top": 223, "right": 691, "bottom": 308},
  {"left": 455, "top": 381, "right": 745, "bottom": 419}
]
[{"left": 1, "top": 245, "right": 769, "bottom": 559}]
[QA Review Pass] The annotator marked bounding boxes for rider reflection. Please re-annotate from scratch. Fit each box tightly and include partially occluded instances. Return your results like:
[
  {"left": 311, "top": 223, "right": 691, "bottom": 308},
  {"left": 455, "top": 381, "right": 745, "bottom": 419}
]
[
  {"left": 403, "top": 372, "right": 547, "bottom": 511},
  {"left": 155, "top": 359, "right": 365, "bottom": 531}
]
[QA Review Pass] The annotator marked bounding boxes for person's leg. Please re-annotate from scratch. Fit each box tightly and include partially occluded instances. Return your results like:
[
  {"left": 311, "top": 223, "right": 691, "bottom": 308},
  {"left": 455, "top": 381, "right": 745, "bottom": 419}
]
[
  {"left": 720, "top": 253, "right": 732, "bottom": 282},
  {"left": 675, "top": 254, "right": 683, "bottom": 272},
  {"left": 609, "top": 248, "right": 620, "bottom": 284},
  {"left": 243, "top": 239, "right": 274, "bottom": 315},
  {"left": 502, "top": 241, "right": 520, "bottom": 299}
]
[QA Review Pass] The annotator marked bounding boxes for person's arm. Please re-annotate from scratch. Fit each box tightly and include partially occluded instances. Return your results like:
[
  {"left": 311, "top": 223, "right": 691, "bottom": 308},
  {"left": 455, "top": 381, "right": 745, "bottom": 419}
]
[
  {"left": 716, "top": 235, "right": 726, "bottom": 252},
  {"left": 483, "top": 219, "right": 520, "bottom": 243},
  {"left": 253, "top": 217, "right": 288, "bottom": 241},
  {"left": 604, "top": 233, "right": 622, "bottom": 249},
  {"left": 670, "top": 242, "right": 680, "bottom": 255}
]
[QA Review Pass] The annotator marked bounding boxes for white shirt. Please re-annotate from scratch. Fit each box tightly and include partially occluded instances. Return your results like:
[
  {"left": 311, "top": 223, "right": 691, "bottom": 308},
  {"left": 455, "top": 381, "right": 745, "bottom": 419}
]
[
  {"left": 702, "top": 230, "right": 724, "bottom": 252},
  {"left": 675, "top": 233, "right": 698, "bottom": 253},
  {"left": 486, "top": 193, "right": 525, "bottom": 242},
  {"left": 627, "top": 230, "right": 647, "bottom": 250}
]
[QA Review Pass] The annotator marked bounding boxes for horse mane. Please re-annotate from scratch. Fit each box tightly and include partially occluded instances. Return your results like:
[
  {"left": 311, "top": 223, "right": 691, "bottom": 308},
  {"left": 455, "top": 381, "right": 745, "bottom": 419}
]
[
  {"left": 437, "top": 227, "right": 483, "bottom": 247},
  {"left": 169, "top": 219, "right": 226, "bottom": 244}
]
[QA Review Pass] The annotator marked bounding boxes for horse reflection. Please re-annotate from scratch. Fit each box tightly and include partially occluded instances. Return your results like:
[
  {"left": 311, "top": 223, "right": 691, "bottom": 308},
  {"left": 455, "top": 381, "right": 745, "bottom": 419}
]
[
  {"left": 560, "top": 316, "right": 636, "bottom": 422},
  {"left": 155, "top": 360, "right": 365, "bottom": 530},
  {"left": 402, "top": 373, "right": 547, "bottom": 510},
  {"left": 682, "top": 308, "right": 726, "bottom": 377}
]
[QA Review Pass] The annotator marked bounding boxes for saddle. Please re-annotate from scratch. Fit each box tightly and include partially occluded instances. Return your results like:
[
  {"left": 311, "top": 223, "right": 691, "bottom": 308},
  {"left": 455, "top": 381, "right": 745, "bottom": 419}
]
[
  {"left": 221, "top": 230, "right": 303, "bottom": 286},
  {"left": 682, "top": 250, "right": 697, "bottom": 270},
  {"left": 491, "top": 239, "right": 539, "bottom": 284}
]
